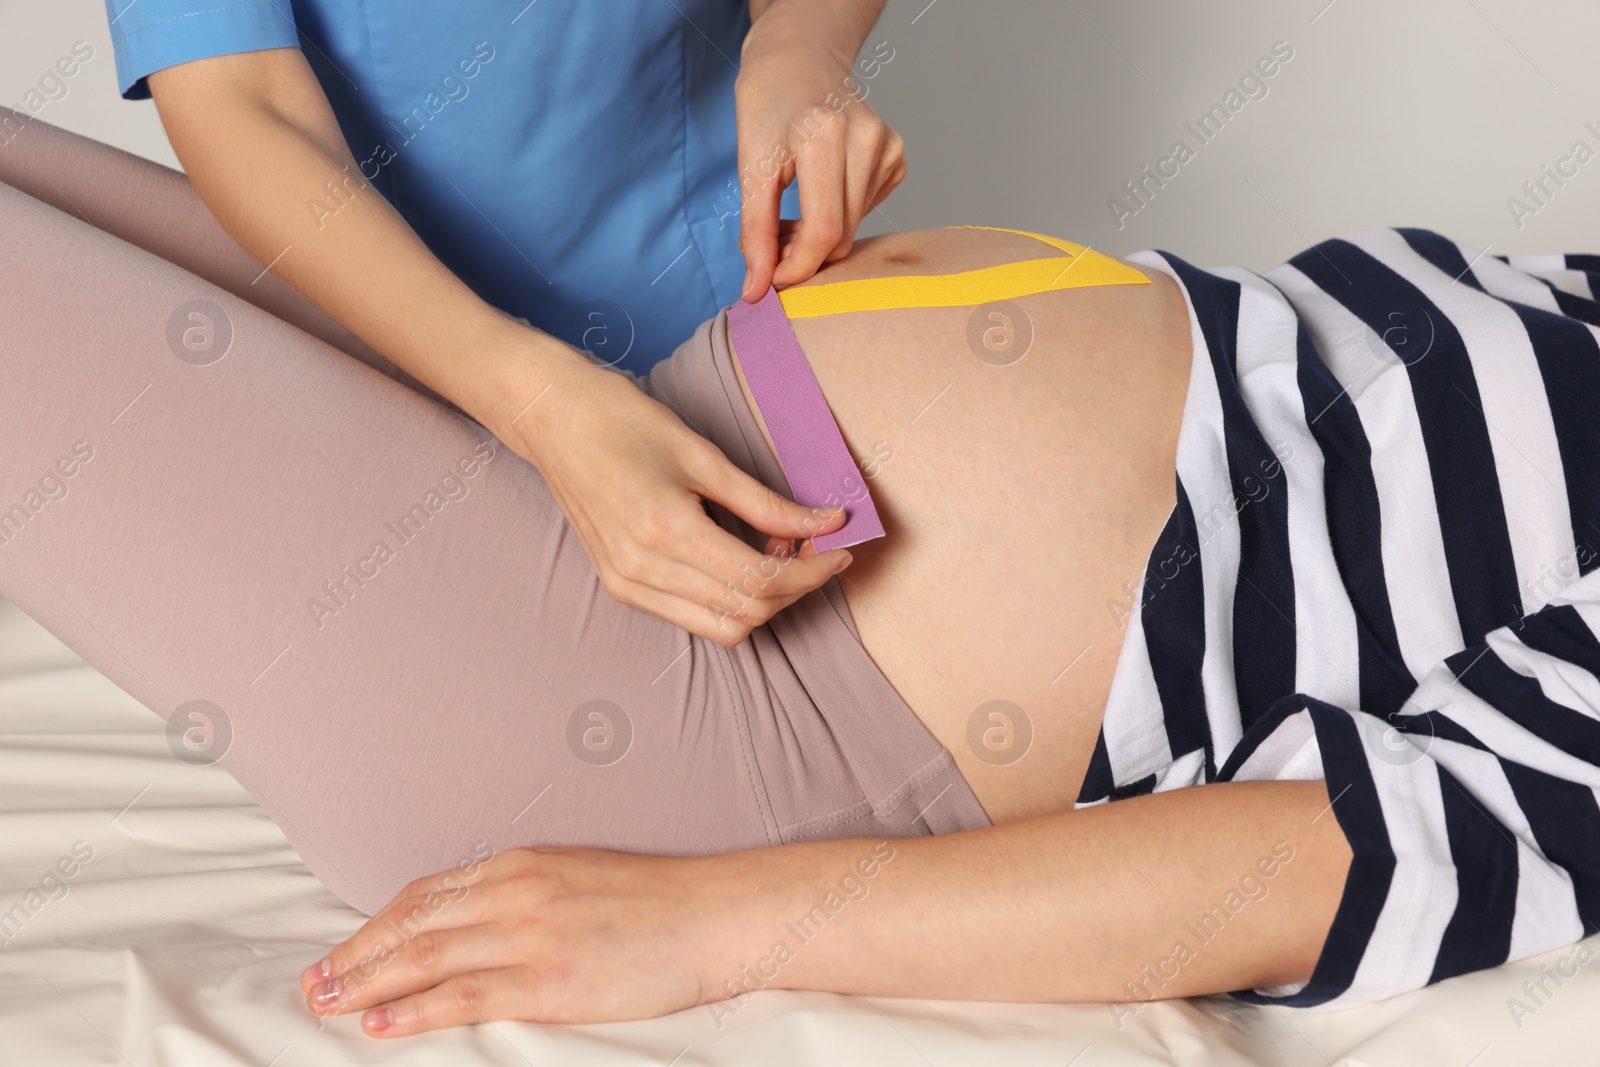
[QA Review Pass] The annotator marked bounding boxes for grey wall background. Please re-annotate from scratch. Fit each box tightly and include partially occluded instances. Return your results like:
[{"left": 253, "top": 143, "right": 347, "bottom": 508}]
[
  {"left": 2, "top": 0, "right": 1597, "bottom": 269},
  {"left": 0, "top": 0, "right": 180, "bottom": 168}
]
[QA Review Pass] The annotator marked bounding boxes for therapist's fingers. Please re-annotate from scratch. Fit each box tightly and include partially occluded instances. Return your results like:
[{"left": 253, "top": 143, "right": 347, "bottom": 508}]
[
  {"left": 655, "top": 552, "right": 807, "bottom": 626},
  {"left": 771, "top": 124, "right": 850, "bottom": 288},
  {"left": 608, "top": 553, "right": 811, "bottom": 647},
  {"left": 664, "top": 509, "right": 848, "bottom": 609},
  {"left": 656, "top": 434, "right": 849, "bottom": 591},
  {"left": 588, "top": 493, "right": 842, "bottom": 644},
  {"left": 688, "top": 450, "right": 849, "bottom": 545},
  {"left": 870, "top": 154, "right": 909, "bottom": 214},
  {"left": 737, "top": 151, "right": 789, "bottom": 301},
  {"left": 828, "top": 130, "right": 905, "bottom": 267},
  {"left": 586, "top": 443, "right": 846, "bottom": 642},
  {"left": 862, "top": 134, "right": 908, "bottom": 220},
  {"left": 822, "top": 121, "right": 885, "bottom": 265},
  {"left": 610, "top": 568, "right": 808, "bottom": 647},
  {"left": 614, "top": 545, "right": 771, "bottom": 621},
  {"left": 772, "top": 133, "right": 900, "bottom": 263},
  {"left": 657, "top": 508, "right": 854, "bottom": 631}
]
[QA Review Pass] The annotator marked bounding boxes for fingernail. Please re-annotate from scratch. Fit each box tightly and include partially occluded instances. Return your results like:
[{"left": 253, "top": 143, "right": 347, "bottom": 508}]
[
  {"left": 312, "top": 978, "right": 345, "bottom": 1006},
  {"left": 811, "top": 505, "right": 845, "bottom": 518},
  {"left": 833, "top": 552, "right": 852, "bottom": 573},
  {"left": 742, "top": 267, "right": 753, "bottom": 298},
  {"left": 302, "top": 958, "right": 331, "bottom": 985},
  {"left": 367, "top": 1006, "right": 394, "bottom": 1032}
]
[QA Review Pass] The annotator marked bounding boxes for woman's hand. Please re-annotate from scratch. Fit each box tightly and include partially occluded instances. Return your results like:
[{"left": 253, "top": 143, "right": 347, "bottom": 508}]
[
  {"left": 492, "top": 357, "right": 852, "bottom": 647},
  {"left": 300, "top": 847, "right": 738, "bottom": 1033},
  {"left": 737, "top": 1, "right": 905, "bottom": 298}
]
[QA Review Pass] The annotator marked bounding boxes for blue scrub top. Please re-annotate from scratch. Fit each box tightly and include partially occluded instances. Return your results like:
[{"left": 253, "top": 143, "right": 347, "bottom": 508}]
[{"left": 105, "top": 0, "right": 796, "bottom": 373}]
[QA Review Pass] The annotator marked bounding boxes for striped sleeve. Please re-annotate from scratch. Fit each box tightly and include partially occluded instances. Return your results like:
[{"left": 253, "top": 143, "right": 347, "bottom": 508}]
[
  {"left": 1226, "top": 231, "right": 1600, "bottom": 1007},
  {"left": 1222, "top": 572, "right": 1600, "bottom": 1007}
]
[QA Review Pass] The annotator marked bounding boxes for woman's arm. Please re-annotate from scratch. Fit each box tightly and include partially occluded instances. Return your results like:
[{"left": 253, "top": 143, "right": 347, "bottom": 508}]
[
  {"left": 301, "top": 779, "right": 1352, "bottom": 1034},
  {"left": 732, "top": 779, "right": 1351, "bottom": 1005},
  {"left": 738, "top": 0, "right": 905, "bottom": 298},
  {"left": 148, "top": 49, "right": 851, "bottom": 646}
]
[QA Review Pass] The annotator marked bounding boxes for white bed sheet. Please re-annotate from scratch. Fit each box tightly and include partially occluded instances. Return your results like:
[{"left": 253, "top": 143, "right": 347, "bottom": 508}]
[{"left": 0, "top": 595, "right": 1590, "bottom": 1066}]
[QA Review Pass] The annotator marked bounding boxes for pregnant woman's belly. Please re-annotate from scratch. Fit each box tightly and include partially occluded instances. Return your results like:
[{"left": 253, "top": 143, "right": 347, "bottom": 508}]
[{"left": 729, "top": 227, "right": 1195, "bottom": 823}]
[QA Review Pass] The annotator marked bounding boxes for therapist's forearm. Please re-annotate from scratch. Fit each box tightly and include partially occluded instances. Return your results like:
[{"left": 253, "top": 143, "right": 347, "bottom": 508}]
[
  {"left": 148, "top": 51, "right": 584, "bottom": 440},
  {"left": 704, "top": 780, "right": 1352, "bottom": 1005},
  {"left": 747, "top": 0, "right": 886, "bottom": 67}
]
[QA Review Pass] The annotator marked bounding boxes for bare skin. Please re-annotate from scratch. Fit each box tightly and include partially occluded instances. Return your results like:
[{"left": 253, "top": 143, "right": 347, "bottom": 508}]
[{"left": 304, "top": 228, "right": 1354, "bottom": 1035}]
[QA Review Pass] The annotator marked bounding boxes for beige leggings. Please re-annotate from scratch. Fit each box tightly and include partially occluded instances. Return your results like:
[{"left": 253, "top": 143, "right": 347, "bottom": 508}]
[{"left": 0, "top": 112, "right": 987, "bottom": 915}]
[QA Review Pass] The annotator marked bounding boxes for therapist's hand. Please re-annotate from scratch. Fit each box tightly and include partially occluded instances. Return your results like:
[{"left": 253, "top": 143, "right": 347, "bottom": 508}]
[
  {"left": 149, "top": 50, "right": 846, "bottom": 647},
  {"left": 494, "top": 357, "right": 852, "bottom": 646},
  {"left": 737, "top": 2, "right": 905, "bottom": 299}
]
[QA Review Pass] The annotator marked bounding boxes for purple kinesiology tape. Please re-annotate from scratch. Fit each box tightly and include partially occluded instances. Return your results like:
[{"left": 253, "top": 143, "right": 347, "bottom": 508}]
[{"left": 724, "top": 286, "right": 885, "bottom": 552}]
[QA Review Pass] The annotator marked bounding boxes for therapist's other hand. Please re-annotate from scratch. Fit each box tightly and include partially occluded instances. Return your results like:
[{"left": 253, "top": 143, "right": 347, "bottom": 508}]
[
  {"left": 736, "top": 12, "right": 906, "bottom": 299},
  {"left": 495, "top": 359, "right": 851, "bottom": 646}
]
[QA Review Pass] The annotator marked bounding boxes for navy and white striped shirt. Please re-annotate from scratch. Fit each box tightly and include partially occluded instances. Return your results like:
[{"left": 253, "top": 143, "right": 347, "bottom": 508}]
[{"left": 1082, "top": 228, "right": 1600, "bottom": 1007}]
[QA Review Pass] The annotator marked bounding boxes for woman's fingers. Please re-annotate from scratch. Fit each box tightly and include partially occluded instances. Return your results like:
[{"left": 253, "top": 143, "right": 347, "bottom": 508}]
[
  {"left": 306, "top": 885, "right": 481, "bottom": 1000},
  {"left": 360, "top": 967, "right": 534, "bottom": 1037},
  {"left": 310, "top": 922, "right": 506, "bottom": 1019}
]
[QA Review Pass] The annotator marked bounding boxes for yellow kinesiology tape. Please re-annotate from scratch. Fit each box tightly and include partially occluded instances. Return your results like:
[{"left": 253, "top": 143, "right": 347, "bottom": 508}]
[{"left": 777, "top": 226, "right": 1149, "bottom": 319}]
